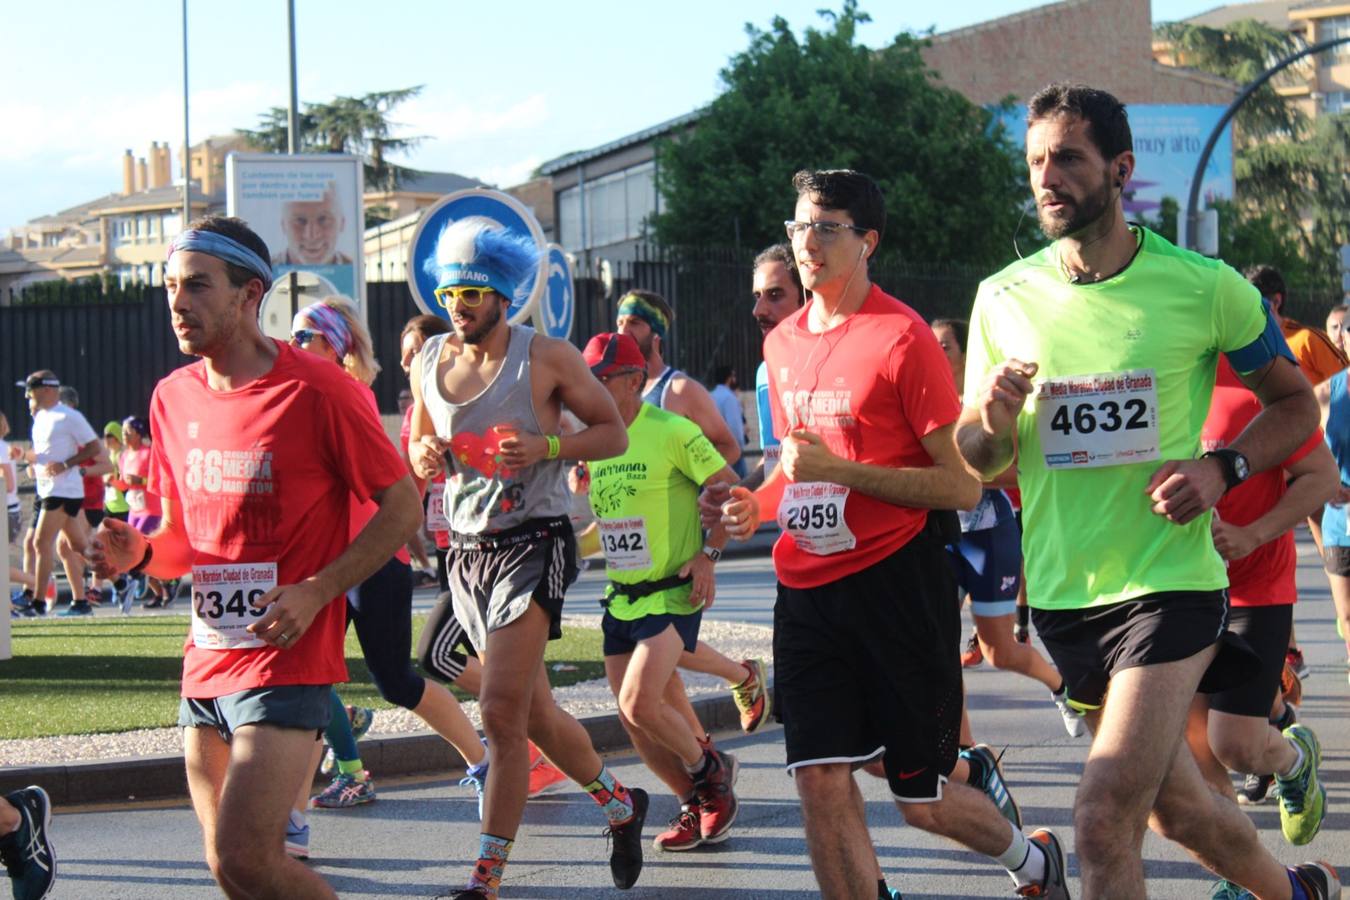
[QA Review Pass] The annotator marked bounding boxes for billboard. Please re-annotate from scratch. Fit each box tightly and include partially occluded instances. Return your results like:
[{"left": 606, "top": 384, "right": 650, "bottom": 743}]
[
  {"left": 226, "top": 154, "right": 365, "bottom": 336},
  {"left": 996, "top": 105, "right": 1235, "bottom": 220}
]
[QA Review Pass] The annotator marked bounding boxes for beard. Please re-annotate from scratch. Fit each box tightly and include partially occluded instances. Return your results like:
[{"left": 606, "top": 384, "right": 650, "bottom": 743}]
[
  {"left": 457, "top": 300, "right": 503, "bottom": 345},
  {"left": 1037, "top": 173, "right": 1112, "bottom": 240}
]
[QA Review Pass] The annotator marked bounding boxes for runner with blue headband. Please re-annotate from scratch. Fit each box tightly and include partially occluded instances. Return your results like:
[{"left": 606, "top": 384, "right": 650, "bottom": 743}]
[{"left": 168, "top": 227, "right": 274, "bottom": 293}]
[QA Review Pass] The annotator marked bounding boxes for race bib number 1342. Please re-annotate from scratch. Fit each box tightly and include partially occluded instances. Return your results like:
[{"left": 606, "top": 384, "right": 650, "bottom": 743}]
[{"left": 1036, "top": 368, "right": 1160, "bottom": 469}]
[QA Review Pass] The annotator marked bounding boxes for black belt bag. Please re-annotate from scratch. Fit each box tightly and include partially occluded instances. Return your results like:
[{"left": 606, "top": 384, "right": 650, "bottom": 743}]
[{"left": 601, "top": 573, "right": 692, "bottom": 608}]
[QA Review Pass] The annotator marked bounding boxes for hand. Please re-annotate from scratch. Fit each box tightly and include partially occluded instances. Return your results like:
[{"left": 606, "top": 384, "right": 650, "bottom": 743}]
[
  {"left": 409, "top": 435, "right": 450, "bottom": 480},
  {"left": 567, "top": 462, "right": 590, "bottom": 495},
  {"left": 976, "top": 359, "right": 1038, "bottom": 437},
  {"left": 678, "top": 551, "right": 717, "bottom": 610},
  {"left": 699, "top": 481, "right": 732, "bottom": 529},
  {"left": 721, "top": 486, "right": 760, "bottom": 540},
  {"left": 36, "top": 461, "right": 64, "bottom": 479},
  {"left": 7, "top": 444, "right": 22, "bottom": 461},
  {"left": 780, "top": 430, "right": 838, "bottom": 483},
  {"left": 247, "top": 579, "right": 331, "bottom": 648},
  {"left": 85, "top": 518, "right": 148, "bottom": 578},
  {"left": 1210, "top": 517, "right": 1260, "bottom": 560},
  {"left": 1145, "top": 457, "right": 1227, "bottom": 525},
  {"left": 499, "top": 432, "right": 549, "bottom": 469}
]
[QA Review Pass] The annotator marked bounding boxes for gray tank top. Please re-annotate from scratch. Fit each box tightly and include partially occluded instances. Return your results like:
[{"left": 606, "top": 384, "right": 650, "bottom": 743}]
[{"left": 420, "top": 325, "right": 571, "bottom": 534}]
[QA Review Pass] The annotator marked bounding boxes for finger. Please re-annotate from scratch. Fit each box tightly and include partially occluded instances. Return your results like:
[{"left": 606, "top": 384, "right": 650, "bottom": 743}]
[
  {"left": 678, "top": 560, "right": 692, "bottom": 578},
  {"left": 994, "top": 373, "right": 1034, "bottom": 396},
  {"left": 1006, "top": 359, "right": 1039, "bottom": 378},
  {"left": 1144, "top": 461, "right": 1182, "bottom": 495}
]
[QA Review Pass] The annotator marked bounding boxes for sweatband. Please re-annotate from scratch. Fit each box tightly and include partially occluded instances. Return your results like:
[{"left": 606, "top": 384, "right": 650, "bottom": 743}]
[
  {"left": 617, "top": 294, "right": 668, "bottom": 339},
  {"left": 295, "top": 302, "right": 353, "bottom": 358},
  {"left": 168, "top": 230, "right": 274, "bottom": 293},
  {"left": 436, "top": 263, "right": 518, "bottom": 303},
  {"left": 545, "top": 435, "right": 561, "bottom": 460}
]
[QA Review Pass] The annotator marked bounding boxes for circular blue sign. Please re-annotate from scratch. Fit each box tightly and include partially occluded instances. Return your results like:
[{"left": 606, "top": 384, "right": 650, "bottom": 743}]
[
  {"left": 538, "top": 244, "right": 574, "bottom": 340},
  {"left": 406, "top": 189, "right": 547, "bottom": 326}
]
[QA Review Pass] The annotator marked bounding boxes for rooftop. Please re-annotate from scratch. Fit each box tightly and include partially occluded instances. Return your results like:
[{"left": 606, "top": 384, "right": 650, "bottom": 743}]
[{"left": 538, "top": 109, "right": 704, "bottom": 175}]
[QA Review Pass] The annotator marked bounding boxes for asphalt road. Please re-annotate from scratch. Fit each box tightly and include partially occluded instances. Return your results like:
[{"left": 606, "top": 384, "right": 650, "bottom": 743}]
[{"left": 32, "top": 535, "right": 1350, "bottom": 898}]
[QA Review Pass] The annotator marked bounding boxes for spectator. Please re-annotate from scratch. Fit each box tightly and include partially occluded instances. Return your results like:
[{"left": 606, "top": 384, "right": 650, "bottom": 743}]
[
  {"left": 2, "top": 412, "right": 39, "bottom": 610},
  {"left": 1327, "top": 304, "right": 1349, "bottom": 356},
  {"left": 709, "top": 364, "right": 748, "bottom": 478},
  {"left": 119, "top": 416, "right": 171, "bottom": 609}
]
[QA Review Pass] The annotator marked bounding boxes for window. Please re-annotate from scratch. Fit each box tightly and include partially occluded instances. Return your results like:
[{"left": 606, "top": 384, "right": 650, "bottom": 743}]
[
  {"left": 558, "top": 185, "right": 581, "bottom": 251},
  {"left": 1320, "top": 16, "right": 1350, "bottom": 62},
  {"left": 556, "top": 161, "right": 660, "bottom": 252},
  {"left": 1325, "top": 90, "right": 1349, "bottom": 114}
]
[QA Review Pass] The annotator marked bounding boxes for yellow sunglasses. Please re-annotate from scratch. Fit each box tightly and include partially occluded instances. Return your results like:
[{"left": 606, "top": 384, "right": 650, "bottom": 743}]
[{"left": 434, "top": 285, "right": 498, "bottom": 308}]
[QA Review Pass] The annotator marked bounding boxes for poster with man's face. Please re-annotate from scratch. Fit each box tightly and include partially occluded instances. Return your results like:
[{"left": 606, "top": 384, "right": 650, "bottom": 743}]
[{"left": 226, "top": 154, "right": 365, "bottom": 313}]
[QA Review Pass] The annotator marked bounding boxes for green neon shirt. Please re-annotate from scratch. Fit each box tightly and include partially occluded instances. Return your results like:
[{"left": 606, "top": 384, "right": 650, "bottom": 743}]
[
  {"left": 963, "top": 227, "right": 1266, "bottom": 611},
  {"left": 589, "top": 403, "right": 726, "bottom": 620}
]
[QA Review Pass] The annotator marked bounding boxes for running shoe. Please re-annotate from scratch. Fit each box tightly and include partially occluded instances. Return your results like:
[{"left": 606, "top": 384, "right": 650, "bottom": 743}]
[
  {"left": 56, "top": 601, "right": 93, "bottom": 617},
  {"left": 1276, "top": 723, "right": 1326, "bottom": 846},
  {"left": 961, "top": 630, "right": 983, "bottom": 668},
  {"left": 653, "top": 803, "right": 702, "bottom": 852},
  {"left": 283, "top": 812, "right": 309, "bottom": 860},
  {"left": 1050, "top": 689, "right": 1085, "bottom": 739},
  {"left": 85, "top": 587, "right": 108, "bottom": 606},
  {"left": 10, "top": 590, "right": 35, "bottom": 618},
  {"left": 959, "top": 744, "right": 1021, "bottom": 830},
  {"left": 731, "top": 658, "right": 771, "bottom": 733},
  {"left": 604, "top": 786, "right": 648, "bottom": 889},
  {"left": 0, "top": 785, "right": 56, "bottom": 900},
  {"left": 1235, "top": 772, "right": 1274, "bottom": 806},
  {"left": 1017, "top": 828, "right": 1069, "bottom": 899},
  {"left": 118, "top": 582, "right": 135, "bottom": 616},
  {"left": 1209, "top": 862, "right": 1341, "bottom": 899},
  {"left": 311, "top": 772, "right": 376, "bottom": 809},
  {"left": 694, "top": 751, "right": 739, "bottom": 843},
  {"left": 1286, "top": 647, "right": 1310, "bottom": 680},
  {"left": 459, "top": 762, "right": 489, "bottom": 821},
  {"left": 696, "top": 733, "right": 716, "bottom": 755},
  {"left": 527, "top": 758, "right": 569, "bottom": 798},
  {"left": 442, "top": 889, "right": 491, "bottom": 899}
]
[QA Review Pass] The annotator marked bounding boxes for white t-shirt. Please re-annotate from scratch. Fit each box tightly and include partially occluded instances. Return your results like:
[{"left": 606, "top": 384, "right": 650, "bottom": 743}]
[
  {"left": 0, "top": 439, "right": 18, "bottom": 508},
  {"left": 31, "top": 403, "right": 98, "bottom": 499}
]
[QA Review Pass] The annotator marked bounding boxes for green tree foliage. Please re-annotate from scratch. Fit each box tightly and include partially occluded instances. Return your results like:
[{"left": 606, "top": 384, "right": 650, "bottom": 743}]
[
  {"left": 239, "top": 87, "right": 426, "bottom": 194},
  {"left": 652, "top": 3, "right": 1024, "bottom": 268},
  {"left": 1154, "top": 20, "right": 1348, "bottom": 290}
]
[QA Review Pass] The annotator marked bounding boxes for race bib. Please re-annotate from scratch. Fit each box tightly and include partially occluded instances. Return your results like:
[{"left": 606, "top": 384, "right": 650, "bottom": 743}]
[
  {"left": 190, "top": 562, "right": 276, "bottom": 650},
  {"left": 778, "top": 482, "right": 855, "bottom": 555},
  {"left": 1036, "top": 369, "right": 1160, "bottom": 470},
  {"left": 426, "top": 489, "right": 449, "bottom": 533},
  {"left": 126, "top": 487, "right": 147, "bottom": 512},
  {"left": 763, "top": 445, "right": 781, "bottom": 476},
  {"left": 598, "top": 517, "right": 653, "bottom": 570},
  {"left": 103, "top": 484, "right": 121, "bottom": 506}
]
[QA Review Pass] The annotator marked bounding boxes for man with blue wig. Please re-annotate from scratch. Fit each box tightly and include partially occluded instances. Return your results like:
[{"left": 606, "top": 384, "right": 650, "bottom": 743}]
[{"left": 407, "top": 216, "right": 648, "bottom": 898}]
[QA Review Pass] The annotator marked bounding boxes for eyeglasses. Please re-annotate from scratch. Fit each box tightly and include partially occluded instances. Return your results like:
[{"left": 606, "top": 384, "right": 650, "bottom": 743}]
[
  {"left": 434, "top": 285, "right": 497, "bottom": 308},
  {"left": 291, "top": 329, "right": 322, "bottom": 347},
  {"left": 784, "top": 220, "right": 868, "bottom": 243}
]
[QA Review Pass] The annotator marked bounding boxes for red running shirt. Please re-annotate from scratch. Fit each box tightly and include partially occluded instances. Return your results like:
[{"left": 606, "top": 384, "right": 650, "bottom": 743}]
[
  {"left": 149, "top": 341, "right": 410, "bottom": 697},
  {"left": 763, "top": 285, "right": 962, "bottom": 589},
  {"left": 1201, "top": 357, "right": 1322, "bottom": 607}
]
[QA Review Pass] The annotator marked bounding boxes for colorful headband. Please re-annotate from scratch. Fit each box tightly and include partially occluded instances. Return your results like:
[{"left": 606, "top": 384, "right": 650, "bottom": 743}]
[
  {"left": 168, "top": 229, "right": 273, "bottom": 293},
  {"left": 616, "top": 293, "right": 668, "bottom": 340},
  {"left": 295, "top": 302, "right": 353, "bottom": 358}
]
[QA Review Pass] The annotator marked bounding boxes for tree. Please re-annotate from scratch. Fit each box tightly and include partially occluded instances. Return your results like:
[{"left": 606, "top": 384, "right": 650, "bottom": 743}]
[
  {"left": 652, "top": 3, "right": 1024, "bottom": 268},
  {"left": 238, "top": 87, "right": 426, "bottom": 194}
]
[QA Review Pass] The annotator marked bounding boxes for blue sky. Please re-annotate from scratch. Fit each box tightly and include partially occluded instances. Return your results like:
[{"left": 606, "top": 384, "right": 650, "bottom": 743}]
[{"left": 0, "top": 1, "right": 1222, "bottom": 229}]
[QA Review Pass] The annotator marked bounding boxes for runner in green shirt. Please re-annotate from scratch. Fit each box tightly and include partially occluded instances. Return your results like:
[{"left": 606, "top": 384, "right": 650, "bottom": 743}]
[
  {"left": 583, "top": 332, "right": 744, "bottom": 853},
  {"left": 957, "top": 83, "right": 1329, "bottom": 898}
]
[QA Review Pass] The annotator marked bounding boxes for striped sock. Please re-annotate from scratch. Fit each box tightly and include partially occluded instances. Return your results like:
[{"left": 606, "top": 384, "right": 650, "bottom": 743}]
[{"left": 584, "top": 766, "right": 635, "bottom": 825}]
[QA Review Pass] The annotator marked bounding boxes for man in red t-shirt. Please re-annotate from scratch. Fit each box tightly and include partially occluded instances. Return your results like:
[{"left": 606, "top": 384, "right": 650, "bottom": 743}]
[
  {"left": 1192, "top": 359, "right": 1337, "bottom": 815},
  {"left": 720, "top": 169, "right": 1067, "bottom": 898},
  {"left": 89, "top": 215, "right": 420, "bottom": 900}
]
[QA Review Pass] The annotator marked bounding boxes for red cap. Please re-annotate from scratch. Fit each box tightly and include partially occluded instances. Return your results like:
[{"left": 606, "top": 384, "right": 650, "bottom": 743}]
[{"left": 582, "top": 332, "right": 646, "bottom": 377}]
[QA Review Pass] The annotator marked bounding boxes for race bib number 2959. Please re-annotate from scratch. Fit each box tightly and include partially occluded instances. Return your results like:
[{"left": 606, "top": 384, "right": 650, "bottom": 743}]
[{"left": 1036, "top": 368, "right": 1160, "bottom": 469}]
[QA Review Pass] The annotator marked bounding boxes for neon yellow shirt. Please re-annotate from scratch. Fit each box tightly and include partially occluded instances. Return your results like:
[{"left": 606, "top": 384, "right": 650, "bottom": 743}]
[
  {"left": 964, "top": 227, "right": 1266, "bottom": 611},
  {"left": 589, "top": 403, "right": 725, "bottom": 620}
]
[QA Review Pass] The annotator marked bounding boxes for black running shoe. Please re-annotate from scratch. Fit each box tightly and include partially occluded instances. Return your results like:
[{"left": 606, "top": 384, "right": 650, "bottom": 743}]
[
  {"left": 605, "top": 787, "right": 648, "bottom": 889},
  {"left": 0, "top": 785, "right": 56, "bottom": 900},
  {"left": 1290, "top": 862, "right": 1340, "bottom": 900},
  {"left": 1235, "top": 772, "right": 1274, "bottom": 805}
]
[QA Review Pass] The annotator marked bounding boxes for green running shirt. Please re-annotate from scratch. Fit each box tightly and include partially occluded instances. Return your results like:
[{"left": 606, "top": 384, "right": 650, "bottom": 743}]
[
  {"left": 589, "top": 404, "right": 727, "bottom": 620},
  {"left": 963, "top": 227, "right": 1266, "bottom": 611}
]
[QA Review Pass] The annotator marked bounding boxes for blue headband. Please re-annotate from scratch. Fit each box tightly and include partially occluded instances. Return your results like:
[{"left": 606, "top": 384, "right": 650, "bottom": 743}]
[
  {"left": 168, "top": 229, "right": 273, "bottom": 293},
  {"left": 294, "top": 302, "right": 353, "bottom": 358},
  {"left": 435, "top": 263, "right": 518, "bottom": 301}
]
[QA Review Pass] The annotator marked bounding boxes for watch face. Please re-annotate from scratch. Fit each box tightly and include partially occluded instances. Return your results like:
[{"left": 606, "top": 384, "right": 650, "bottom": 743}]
[{"left": 1234, "top": 454, "right": 1250, "bottom": 481}]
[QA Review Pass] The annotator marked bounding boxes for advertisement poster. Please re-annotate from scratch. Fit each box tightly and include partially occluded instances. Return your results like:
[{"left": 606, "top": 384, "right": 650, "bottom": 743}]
[
  {"left": 995, "top": 105, "right": 1234, "bottom": 220},
  {"left": 226, "top": 154, "right": 365, "bottom": 333}
]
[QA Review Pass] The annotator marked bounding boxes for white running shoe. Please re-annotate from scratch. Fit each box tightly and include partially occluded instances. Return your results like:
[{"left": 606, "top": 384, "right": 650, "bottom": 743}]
[{"left": 1052, "top": 689, "right": 1086, "bottom": 738}]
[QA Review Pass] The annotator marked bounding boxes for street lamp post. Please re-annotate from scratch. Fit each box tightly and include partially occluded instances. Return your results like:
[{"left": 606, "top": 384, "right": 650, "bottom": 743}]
[{"left": 1185, "top": 35, "right": 1350, "bottom": 252}]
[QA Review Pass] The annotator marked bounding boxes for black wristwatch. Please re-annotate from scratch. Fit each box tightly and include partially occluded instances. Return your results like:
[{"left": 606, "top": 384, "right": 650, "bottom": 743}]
[{"left": 1202, "top": 449, "right": 1250, "bottom": 492}]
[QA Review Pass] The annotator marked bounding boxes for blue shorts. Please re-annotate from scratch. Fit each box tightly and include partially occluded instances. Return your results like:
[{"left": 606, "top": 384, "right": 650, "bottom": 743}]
[
  {"left": 602, "top": 610, "right": 702, "bottom": 656},
  {"left": 947, "top": 517, "right": 1021, "bottom": 616},
  {"left": 178, "top": 685, "right": 331, "bottom": 743}
]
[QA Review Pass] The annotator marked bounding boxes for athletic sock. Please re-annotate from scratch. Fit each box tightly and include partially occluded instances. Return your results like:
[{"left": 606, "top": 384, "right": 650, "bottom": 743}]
[
  {"left": 1017, "top": 604, "right": 1030, "bottom": 629},
  {"left": 467, "top": 832, "right": 513, "bottom": 897},
  {"left": 685, "top": 749, "right": 715, "bottom": 784},
  {"left": 336, "top": 757, "right": 366, "bottom": 779},
  {"left": 1288, "top": 867, "right": 1311, "bottom": 900},
  {"left": 584, "top": 766, "right": 635, "bottom": 825},
  {"left": 324, "top": 690, "right": 361, "bottom": 764},
  {"left": 1278, "top": 739, "right": 1306, "bottom": 780},
  {"left": 996, "top": 820, "right": 1045, "bottom": 888}
]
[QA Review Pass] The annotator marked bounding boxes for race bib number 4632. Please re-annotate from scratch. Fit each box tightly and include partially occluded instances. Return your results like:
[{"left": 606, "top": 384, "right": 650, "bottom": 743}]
[
  {"left": 1036, "top": 369, "right": 1160, "bottom": 469},
  {"left": 190, "top": 562, "right": 276, "bottom": 650}
]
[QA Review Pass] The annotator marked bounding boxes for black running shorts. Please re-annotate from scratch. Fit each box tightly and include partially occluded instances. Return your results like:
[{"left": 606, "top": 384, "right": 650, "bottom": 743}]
[
  {"left": 774, "top": 527, "right": 962, "bottom": 803},
  {"left": 1208, "top": 604, "right": 1292, "bottom": 718},
  {"left": 1032, "top": 590, "right": 1260, "bottom": 711}
]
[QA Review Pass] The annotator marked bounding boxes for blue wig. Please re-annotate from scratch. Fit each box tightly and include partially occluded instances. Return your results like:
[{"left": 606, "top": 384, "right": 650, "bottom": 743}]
[{"left": 423, "top": 217, "right": 539, "bottom": 299}]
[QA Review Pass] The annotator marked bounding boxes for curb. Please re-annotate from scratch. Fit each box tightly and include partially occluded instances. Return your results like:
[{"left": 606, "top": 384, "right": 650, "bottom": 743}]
[{"left": 0, "top": 692, "right": 747, "bottom": 805}]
